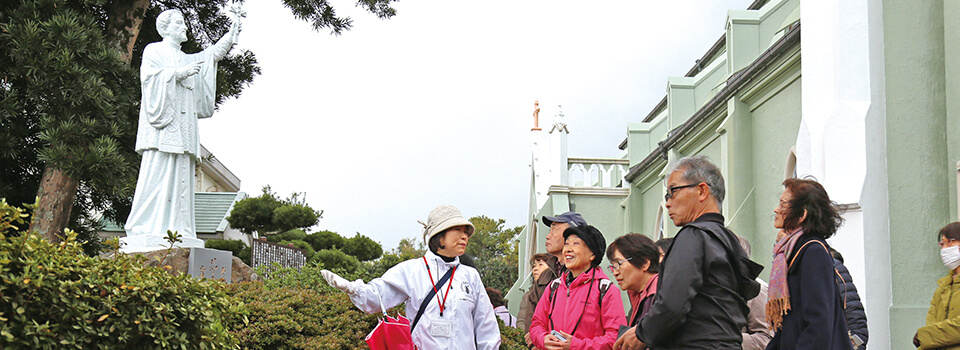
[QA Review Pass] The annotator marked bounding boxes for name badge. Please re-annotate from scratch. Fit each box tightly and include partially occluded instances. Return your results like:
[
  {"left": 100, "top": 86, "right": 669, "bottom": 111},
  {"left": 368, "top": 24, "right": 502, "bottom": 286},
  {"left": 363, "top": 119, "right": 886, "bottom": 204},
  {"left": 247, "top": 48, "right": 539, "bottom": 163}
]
[{"left": 430, "top": 320, "right": 453, "bottom": 337}]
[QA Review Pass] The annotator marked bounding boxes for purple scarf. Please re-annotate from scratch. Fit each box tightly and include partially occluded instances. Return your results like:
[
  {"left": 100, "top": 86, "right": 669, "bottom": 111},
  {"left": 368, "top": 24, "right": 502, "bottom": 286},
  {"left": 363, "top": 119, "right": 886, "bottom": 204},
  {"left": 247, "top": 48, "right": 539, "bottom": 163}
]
[{"left": 766, "top": 228, "right": 803, "bottom": 330}]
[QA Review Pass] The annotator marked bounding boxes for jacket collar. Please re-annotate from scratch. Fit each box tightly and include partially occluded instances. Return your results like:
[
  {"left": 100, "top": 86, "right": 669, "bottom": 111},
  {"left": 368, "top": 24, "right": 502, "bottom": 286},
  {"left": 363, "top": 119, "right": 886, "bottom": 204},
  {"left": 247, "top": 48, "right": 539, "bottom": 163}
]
[
  {"left": 562, "top": 266, "right": 608, "bottom": 288},
  {"left": 938, "top": 272, "right": 960, "bottom": 287},
  {"left": 638, "top": 273, "right": 659, "bottom": 300},
  {"left": 693, "top": 212, "right": 724, "bottom": 225},
  {"left": 424, "top": 250, "right": 460, "bottom": 267}
]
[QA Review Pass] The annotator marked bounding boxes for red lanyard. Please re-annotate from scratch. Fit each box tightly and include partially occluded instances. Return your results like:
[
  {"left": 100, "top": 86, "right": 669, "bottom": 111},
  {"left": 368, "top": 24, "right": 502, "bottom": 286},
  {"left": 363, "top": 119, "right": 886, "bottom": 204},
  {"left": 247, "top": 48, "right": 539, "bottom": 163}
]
[{"left": 423, "top": 256, "right": 457, "bottom": 316}]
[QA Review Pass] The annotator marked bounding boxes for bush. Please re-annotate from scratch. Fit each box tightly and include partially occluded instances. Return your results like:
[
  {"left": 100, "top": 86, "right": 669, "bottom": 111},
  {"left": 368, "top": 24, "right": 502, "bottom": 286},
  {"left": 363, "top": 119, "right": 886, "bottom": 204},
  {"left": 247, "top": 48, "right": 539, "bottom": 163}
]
[
  {"left": 303, "top": 230, "right": 344, "bottom": 251},
  {"left": 205, "top": 238, "right": 246, "bottom": 257},
  {"left": 498, "top": 317, "right": 527, "bottom": 350},
  {"left": 238, "top": 246, "right": 252, "bottom": 266},
  {"left": 266, "top": 229, "right": 307, "bottom": 243},
  {"left": 0, "top": 201, "right": 241, "bottom": 349},
  {"left": 239, "top": 263, "right": 524, "bottom": 349},
  {"left": 223, "top": 282, "right": 380, "bottom": 349},
  {"left": 271, "top": 204, "right": 319, "bottom": 233},
  {"left": 311, "top": 248, "right": 359, "bottom": 272},
  {"left": 342, "top": 233, "right": 382, "bottom": 262}
]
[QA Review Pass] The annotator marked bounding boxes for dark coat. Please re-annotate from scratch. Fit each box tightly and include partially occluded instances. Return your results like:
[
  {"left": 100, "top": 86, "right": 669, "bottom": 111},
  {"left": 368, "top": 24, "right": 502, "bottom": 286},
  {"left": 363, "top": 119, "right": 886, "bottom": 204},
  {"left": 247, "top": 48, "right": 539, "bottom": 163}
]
[
  {"left": 766, "top": 235, "right": 853, "bottom": 350},
  {"left": 834, "top": 259, "right": 868, "bottom": 350},
  {"left": 637, "top": 213, "right": 755, "bottom": 350},
  {"left": 518, "top": 255, "right": 560, "bottom": 332}
]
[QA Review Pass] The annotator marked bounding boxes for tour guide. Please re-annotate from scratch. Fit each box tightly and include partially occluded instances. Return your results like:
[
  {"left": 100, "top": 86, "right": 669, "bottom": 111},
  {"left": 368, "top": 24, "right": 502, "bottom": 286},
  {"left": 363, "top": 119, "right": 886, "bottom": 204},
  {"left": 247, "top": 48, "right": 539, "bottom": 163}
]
[{"left": 321, "top": 205, "right": 501, "bottom": 349}]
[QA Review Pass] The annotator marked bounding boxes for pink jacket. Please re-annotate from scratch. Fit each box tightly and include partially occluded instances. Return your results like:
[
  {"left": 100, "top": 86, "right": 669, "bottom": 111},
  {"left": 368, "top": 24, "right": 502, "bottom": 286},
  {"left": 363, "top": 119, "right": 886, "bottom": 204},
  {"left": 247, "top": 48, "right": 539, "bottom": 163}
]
[{"left": 529, "top": 267, "right": 626, "bottom": 350}]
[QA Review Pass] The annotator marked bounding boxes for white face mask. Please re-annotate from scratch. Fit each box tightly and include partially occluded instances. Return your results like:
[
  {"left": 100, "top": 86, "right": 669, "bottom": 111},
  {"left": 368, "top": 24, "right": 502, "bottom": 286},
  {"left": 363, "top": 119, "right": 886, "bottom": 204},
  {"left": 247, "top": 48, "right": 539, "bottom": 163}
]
[{"left": 941, "top": 246, "right": 960, "bottom": 270}]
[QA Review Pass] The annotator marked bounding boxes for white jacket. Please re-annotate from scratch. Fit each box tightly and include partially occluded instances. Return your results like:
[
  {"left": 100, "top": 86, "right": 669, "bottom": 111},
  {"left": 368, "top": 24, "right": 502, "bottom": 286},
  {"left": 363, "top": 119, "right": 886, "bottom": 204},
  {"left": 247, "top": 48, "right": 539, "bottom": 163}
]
[{"left": 349, "top": 251, "right": 501, "bottom": 350}]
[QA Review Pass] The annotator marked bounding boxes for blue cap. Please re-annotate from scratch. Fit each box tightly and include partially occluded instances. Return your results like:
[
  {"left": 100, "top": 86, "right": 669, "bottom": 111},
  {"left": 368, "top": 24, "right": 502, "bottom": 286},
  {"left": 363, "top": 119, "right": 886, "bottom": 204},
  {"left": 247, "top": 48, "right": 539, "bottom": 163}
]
[{"left": 542, "top": 211, "right": 587, "bottom": 227}]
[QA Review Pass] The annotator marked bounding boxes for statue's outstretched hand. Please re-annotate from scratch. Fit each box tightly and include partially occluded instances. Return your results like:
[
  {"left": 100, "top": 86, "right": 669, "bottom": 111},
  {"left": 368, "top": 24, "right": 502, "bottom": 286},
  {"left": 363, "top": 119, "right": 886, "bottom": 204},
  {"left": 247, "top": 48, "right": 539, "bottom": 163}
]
[
  {"left": 175, "top": 61, "right": 204, "bottom": 80},
  {"left": 321, "top": 269, "right": 362, "bottom": 294},
  {"left": 228, "top": 3, "right": 245, "bottom": 42}
]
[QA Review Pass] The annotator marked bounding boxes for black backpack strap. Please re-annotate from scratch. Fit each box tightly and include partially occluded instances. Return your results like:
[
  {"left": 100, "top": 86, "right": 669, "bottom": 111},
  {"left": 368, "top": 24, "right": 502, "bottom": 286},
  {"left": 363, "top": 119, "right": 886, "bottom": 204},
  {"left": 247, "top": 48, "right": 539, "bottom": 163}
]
[
  {"left": 596, "top": 278, "right": 611, "bottom": 329},
  {"left": 548, "top": 279, "right": 560, "bottom": 303},
  {"left": 547, "top": 279, "right": 561, "bottom": 330},
  {"left": 597, "top": 279, "right": 611, "bottom": 309},
  {"left": 411, "top": 266, "right": 455, "bottom": 332}
]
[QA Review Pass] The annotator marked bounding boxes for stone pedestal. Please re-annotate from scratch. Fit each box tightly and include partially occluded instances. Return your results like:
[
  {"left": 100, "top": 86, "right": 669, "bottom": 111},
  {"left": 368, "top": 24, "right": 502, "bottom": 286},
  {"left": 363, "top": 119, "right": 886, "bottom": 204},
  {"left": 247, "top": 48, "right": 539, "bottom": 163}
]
[
  {"left": 120, "top": 234, "right": 205, "bottom": 253},
  {"left": 122, "top": 247, "right": 258, "bottom": 283}
]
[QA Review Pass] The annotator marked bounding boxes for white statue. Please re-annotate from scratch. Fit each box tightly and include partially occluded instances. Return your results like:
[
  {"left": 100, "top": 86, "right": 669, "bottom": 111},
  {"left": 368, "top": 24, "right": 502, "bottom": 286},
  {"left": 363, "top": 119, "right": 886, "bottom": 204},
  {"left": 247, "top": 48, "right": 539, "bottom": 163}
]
[{"left": 122, "top": 7, "right": 242, "bottom": 252}]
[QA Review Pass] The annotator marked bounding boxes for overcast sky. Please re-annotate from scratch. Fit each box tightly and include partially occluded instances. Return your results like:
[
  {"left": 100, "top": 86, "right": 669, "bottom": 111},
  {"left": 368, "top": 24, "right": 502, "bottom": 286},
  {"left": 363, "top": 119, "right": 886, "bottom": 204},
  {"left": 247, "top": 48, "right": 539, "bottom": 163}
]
[{"left": 203, "top": 0, "right": 752, "bottom": 251}]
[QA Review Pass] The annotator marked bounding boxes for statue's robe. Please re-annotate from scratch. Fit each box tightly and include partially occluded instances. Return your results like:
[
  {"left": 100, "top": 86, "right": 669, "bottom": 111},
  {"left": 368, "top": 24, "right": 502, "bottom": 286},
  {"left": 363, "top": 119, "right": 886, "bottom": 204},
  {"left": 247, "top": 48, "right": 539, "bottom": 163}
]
[{"left": 125, "top": 39, "right": 230, "bottom": 240}]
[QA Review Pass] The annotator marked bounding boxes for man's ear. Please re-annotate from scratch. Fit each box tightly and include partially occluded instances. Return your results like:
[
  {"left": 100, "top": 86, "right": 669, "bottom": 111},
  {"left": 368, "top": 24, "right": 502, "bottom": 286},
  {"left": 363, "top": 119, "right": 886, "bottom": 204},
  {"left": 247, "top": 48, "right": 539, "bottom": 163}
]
[{"left": 697, "top": 182, "right": 710, "bottom": 202}]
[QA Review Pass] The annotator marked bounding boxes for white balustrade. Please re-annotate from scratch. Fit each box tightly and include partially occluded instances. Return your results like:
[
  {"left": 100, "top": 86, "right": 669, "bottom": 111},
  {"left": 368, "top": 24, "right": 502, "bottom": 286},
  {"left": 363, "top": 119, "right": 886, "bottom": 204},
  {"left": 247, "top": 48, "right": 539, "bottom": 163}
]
[{"left": 567, "top": 158, "right": 628, "bottom": 188}]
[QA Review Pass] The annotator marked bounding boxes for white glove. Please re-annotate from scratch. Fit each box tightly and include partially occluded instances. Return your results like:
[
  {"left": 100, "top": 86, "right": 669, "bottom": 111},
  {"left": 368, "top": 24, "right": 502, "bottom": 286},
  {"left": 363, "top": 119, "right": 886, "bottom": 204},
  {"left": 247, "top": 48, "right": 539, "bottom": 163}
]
[{"left": 321, "top": 269, "right": 362, "bottom": 294}]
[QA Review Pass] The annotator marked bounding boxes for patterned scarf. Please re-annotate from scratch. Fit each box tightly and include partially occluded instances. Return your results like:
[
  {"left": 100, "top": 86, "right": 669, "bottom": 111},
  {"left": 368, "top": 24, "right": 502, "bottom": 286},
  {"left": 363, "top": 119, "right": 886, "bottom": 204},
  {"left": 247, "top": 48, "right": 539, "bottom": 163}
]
[{"left": 766, "top": 228, "right": 803, "bottom": 330}]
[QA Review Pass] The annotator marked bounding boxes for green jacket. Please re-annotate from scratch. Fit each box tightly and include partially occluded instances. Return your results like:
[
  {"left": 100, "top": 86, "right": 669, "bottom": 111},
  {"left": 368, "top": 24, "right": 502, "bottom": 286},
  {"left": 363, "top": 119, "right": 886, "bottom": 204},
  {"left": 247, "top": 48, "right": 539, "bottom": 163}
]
[{"left": 918, "top": 273, "right": 960, "bottom": 350}]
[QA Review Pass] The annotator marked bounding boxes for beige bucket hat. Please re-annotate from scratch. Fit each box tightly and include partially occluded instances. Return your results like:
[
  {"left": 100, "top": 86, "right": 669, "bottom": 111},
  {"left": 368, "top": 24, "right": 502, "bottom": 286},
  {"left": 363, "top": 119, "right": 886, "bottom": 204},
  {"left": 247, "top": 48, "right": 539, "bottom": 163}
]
[{"left": 420, "top": 204, "right": 475, "bottom": 245}]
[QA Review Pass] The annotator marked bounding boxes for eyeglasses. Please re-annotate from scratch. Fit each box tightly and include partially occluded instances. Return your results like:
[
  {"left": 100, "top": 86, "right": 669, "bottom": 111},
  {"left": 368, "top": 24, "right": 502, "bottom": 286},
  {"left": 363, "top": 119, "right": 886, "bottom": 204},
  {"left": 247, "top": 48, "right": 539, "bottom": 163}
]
[
  {"left": 664, "top": 183, "right": 699, "bottom": 201},
  {"left": 606, "top": 257, "right": 633, "bottom": 273}
]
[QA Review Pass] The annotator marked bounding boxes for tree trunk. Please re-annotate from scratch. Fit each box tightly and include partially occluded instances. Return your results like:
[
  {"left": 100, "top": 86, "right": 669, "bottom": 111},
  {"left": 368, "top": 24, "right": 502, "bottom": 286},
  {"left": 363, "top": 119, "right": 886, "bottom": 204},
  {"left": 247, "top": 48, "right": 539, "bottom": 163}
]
[
  {"left": 106, "top": 0, "right": 151, "bottom": 64},
  {"left": 33, "top": 167, "right": 80, "bottom": 242},
  {"left": 31, "top": 1, "right": 149, "bottom": 241}
]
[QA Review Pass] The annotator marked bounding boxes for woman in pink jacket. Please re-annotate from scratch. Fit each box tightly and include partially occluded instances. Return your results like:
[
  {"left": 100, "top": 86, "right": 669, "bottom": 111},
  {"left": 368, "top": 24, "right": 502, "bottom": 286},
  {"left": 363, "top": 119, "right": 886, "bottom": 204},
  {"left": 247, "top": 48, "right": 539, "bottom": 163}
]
[{"left": 530, "top": 225, "right": 626, "bottom": 350}]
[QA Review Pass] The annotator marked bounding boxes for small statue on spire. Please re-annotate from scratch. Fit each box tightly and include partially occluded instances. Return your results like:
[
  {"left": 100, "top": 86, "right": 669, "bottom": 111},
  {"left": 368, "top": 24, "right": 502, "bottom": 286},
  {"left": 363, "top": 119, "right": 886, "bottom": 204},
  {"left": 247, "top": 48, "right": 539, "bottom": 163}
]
[{"left": 532, "top": 100, "right": 541, "bottom": 131}]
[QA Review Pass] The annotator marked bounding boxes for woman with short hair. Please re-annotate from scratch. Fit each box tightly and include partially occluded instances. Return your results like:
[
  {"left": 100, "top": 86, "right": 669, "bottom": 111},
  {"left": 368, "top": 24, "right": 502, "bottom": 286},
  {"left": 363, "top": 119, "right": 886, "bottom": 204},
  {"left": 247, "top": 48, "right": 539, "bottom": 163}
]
[
  {"left": 913, "top": 222, "right": 960, "bottom": 349},
  {"left": 529, "top": 225, "right": 626, "bottom": 350},
  {"left": 519, "top": 253, "right": 555, "bottom": 331},
  {"left": 765, "top": 178, "right": 851, "bottom": 350},
  {"left": 321, "top": 205, "right": 500, "bottom": 349},
  {"left": 605, "top": 233, "right": 660, "bottom": 327}
]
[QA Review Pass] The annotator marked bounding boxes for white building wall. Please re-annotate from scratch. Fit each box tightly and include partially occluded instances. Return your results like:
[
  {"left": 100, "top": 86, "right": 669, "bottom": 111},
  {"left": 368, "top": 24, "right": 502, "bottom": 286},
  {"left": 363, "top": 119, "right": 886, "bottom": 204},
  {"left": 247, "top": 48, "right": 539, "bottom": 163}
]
[{"left": 799, "top": 0, "right": 891, "bottom": 348}]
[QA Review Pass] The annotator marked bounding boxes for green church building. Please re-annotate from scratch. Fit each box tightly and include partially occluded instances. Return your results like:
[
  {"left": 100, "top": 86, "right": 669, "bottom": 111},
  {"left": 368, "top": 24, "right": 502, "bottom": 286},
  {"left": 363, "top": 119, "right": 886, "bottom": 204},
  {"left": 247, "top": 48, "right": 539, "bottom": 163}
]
[{"left": 506, "top": 0, "right": 960, "bottom": 348}]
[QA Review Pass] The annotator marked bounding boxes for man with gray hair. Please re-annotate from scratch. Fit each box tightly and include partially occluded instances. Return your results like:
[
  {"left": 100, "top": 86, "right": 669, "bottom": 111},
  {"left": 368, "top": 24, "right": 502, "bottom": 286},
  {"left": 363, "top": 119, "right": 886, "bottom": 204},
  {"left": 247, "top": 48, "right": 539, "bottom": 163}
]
[{"left": 615, "top": 156, "right": 762, "bottom": 350}]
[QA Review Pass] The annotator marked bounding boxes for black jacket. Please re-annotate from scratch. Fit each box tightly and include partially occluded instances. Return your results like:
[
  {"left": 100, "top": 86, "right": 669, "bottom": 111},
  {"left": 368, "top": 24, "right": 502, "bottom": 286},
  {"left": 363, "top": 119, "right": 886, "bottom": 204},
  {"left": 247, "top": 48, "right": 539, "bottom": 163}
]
[
  {"left": 638, "top": 213, "right": 758, "bottom": 349},
  {"left": 765, "top": 235, "right": 852, "bottom": 350},
  {"left": 834, "top": 259, "right": 868, "bottom": 350}
]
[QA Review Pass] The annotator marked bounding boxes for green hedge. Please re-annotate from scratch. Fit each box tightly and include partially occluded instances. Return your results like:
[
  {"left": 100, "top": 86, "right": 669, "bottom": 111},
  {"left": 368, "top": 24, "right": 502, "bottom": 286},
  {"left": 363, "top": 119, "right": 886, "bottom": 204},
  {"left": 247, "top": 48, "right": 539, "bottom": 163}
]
[
  {"left": 233, "top": 263, "right": 527, "bottom": 349},
  {"left": 224, "top": 282, "right": 380, "bottom": 349},
  {"left": 311, "top": 248, "right": 359, "bottom": 272},
  {"left": 0, "top": 201, "right": 240, "bottom": 349},
  {"left": 204, "top": 238, "right": 245, "bottom": 256}
]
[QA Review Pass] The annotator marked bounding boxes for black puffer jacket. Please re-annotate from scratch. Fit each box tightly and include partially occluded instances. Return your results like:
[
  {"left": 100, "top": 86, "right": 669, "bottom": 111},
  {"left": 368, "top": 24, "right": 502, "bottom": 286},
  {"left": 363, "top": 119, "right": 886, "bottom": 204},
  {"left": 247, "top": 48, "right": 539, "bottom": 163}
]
[{"left": 833, "top": 259, "right": 868, "bottom": 350}]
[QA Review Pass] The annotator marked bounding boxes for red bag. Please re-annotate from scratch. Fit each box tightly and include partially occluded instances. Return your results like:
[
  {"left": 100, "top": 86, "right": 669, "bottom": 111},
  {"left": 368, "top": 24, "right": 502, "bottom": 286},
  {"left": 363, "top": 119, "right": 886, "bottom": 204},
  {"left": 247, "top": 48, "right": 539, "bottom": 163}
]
[{"left": 365, "top": 289, "right": 416, "bottom": 350}]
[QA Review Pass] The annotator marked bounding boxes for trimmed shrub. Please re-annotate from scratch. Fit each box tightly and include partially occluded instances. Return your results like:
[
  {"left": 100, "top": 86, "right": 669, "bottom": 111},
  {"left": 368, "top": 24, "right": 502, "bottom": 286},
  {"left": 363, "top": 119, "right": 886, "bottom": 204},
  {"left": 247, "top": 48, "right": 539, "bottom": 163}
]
[
  {"left": 266, "top": 229, "right": 307, "bottom": 243},
  {"left": 311, "top": 248, "right": 359, "bottom": 272},
  {"left": 238, "top": 246, "right": 252, "bottom": 266},
  {"left": 205, "top": 238, "right": 246, "bottom": 257},
  {"left": 498, "top": 317, "right": 527, "bottom": 350},
  {"left": 342, "top": 233, "right": 382, "bottom": 262},
  {"left": 223, "top": 282, "right": 380, "bottom": 349},
  {"left": 303, "top": 230, "right": 344, "bottom": 251},
  {"left": 238, "top": 263, "right": 525, "bottom": 349},
  {"left": 0, "top": 202, "right": 240, "bottom": 349}
]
